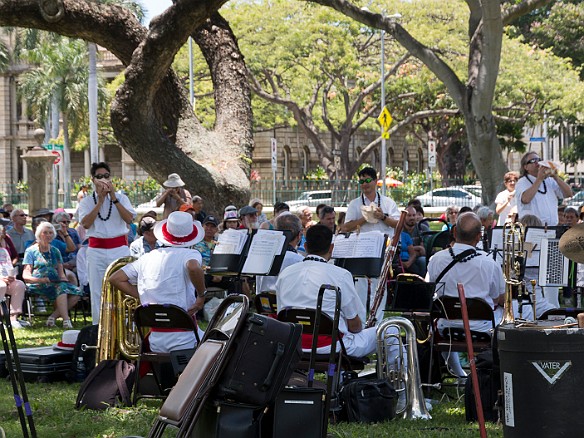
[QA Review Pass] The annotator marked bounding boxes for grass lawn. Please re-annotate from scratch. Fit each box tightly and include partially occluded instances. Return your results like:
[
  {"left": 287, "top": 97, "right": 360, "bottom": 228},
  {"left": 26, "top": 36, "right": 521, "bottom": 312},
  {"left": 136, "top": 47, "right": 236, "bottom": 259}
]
[{"left": 0, "top": 317, "right": 504, "bottom": 437}]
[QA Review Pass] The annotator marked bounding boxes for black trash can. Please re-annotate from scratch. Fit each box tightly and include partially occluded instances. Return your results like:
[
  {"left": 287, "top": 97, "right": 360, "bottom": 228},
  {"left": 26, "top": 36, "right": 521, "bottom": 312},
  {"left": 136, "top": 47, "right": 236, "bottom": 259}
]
[{"left": 498, "top": 322, "right": 584, "bottom": 437}]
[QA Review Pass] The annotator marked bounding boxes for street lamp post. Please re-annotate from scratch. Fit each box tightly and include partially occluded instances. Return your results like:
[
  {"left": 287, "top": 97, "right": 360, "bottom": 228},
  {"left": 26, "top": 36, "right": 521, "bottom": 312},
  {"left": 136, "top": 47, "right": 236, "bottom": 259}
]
[
  {"left": 379, "top": 13, "right": 401, "bottom": 197},
  {"left": 380, "top": 27, "right": 387, "bottom": 197}
]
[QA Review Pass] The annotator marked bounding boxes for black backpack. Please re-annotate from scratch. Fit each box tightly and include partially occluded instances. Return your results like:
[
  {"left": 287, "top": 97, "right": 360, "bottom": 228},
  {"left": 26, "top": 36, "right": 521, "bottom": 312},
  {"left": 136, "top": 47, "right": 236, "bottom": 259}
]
[
  {"left": 76, "top": 359, "right": 136, "bottom": 410},
  {"left": 339, "top": 374, "right": 396, "bottom": 423}
]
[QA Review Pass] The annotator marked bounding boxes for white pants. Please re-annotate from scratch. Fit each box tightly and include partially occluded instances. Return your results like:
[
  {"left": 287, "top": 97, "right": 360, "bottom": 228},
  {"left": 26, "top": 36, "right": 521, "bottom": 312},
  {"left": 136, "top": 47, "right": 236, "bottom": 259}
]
[
  {"left": 87, "top": 245, "right": 130, "bottom": 324},
  {"left": 149, "top": 327, "right": 206, "bottom": 353},
  {"left": 305, "top": 325, "right": 403, "bottom": 363}
]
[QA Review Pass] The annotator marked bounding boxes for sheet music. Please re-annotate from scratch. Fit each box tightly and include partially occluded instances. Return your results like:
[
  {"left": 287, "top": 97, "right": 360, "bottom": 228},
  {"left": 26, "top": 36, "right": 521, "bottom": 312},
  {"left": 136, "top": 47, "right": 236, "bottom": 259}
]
[
  {"left": 213, "top": 229, "right": 248, "bottom": 255},
  {"left": 332, "top": 231, "right": 385, "bottom": 259},
  {"left": 490, "top": 227, "right": 504, "bottom": 253},
  {"left": 241, "top": 230, "right": 286, "bottom": 274}
]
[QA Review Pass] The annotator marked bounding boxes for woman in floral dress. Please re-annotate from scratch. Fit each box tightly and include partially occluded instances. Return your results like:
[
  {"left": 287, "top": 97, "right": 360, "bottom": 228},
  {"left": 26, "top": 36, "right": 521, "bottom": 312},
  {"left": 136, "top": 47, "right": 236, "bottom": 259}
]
[{"left": 22, "top": 222, "right": 82, "bottom": 328}]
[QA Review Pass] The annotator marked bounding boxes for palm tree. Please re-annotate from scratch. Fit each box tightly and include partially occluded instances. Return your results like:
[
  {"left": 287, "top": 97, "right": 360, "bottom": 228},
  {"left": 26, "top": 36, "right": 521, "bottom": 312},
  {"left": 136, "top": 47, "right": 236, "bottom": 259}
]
[{"left": 19, "top": 37, "right": 92, "bottom": 207}]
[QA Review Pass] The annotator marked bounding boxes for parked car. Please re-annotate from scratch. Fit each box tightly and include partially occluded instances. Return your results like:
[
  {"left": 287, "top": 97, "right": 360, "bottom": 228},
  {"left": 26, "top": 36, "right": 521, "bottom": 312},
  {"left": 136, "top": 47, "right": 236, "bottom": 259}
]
[
  {"left": 565, "top": 190, "right": 584, "bottom": 208},
  {"left": 286, "top": 190, "right": 332, "bottom": 208},
  {"left": 416, "top": 187, "right": 482, "bottom": 208}
]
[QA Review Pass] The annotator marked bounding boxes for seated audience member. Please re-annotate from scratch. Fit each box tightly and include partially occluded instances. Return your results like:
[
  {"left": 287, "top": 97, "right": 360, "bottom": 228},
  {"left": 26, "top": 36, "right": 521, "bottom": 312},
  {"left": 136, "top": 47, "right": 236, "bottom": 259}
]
[
  {"left": 256, "top": 213, "right": 304, "bottom": 293},
  {"left": 0, "top": 231, "right": 27, "bottom": 328},
  {"left": 275, "top": 225, "right": 404, "bottom": 363},
  {"left": 222, "top": 209, "right": 240, "bottom": 231},
  {"left": 249, "top": 199, "right": 268, "bottom": 225},
  {"left": 400, "top": 207, "right": 427, "bottom": 276},
  {"left": 191, "top": 195, "right": 207, "bottom": 223},
  {"left": 28, "top": 217, "right": 78, "bottom": 286},
  {"left": 296, "top": 205, "right": 316, "bottom": 255},
  {"left": 239, "top": 206, "right": 259, "bottom": 230},
  {"left": 260, "top": 202, "right": 290, "bottom": 230},
  {"left": 476, "top": 206, "right": 495, "bottom": 250},
  {"left": 109, "top": 211, "right": 206, "bottom": 353},
  {"left": 317, "top": 206, "right": 336, "bottom": 232},
  {"left": 33, "top": 208, "right": 54, "bottom": 223},
  {"left": 22, "top": 222, "right": 82, "bottom": 328},
  {"left": 130, "top": 214, "right": 159, "bottom": 258},
  {"left": 563, "top": 207, "right": 579, "bottom": 228},
  {"left": 52, "top": 211, "right": 81, "bottom": 267},
  {"left": 407, "top": 200, "right": 430, "bottom": 231},
  {"left": 0, "top": 225, "right": 18, "bottom": 266},
  {"left": 194, "top": 216, "right": 219, "bottom": 268},
  {"left": 7, "top": 209, "right": 34, "bottom": 258},
  {"left": 441, "top": 205, "right": 458, "bottom": 231}
]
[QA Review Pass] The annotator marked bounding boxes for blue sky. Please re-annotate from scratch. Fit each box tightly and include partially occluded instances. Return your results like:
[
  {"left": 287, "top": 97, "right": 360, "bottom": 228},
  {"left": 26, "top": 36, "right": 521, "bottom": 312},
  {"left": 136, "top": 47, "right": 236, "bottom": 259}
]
[{"left": 141, "top": 0, "right": 172, "bottom": 23}]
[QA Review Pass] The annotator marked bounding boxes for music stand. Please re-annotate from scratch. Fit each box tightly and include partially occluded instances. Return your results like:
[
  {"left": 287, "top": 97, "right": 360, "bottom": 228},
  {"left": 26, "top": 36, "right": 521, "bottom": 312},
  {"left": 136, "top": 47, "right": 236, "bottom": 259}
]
[
  {"left": 333, "top": 232, "right": 388, "bottom": 277},
  {"left": 208, "top": 229, "right": 292, "bottom": 277},
  {"left": 388, "top": 281, "right": 444, "bottom": 314}
]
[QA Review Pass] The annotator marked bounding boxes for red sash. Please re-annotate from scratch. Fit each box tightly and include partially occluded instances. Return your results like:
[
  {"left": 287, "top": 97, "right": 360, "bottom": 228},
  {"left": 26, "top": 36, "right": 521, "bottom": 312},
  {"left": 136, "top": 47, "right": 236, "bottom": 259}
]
[{"left": 88, "top": 235, "right": 127, "bottom": 249}]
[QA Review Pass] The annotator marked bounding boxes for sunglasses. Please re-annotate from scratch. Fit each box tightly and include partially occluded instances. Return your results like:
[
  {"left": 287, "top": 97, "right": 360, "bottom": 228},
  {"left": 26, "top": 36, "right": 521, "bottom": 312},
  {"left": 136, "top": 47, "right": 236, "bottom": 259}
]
[
  {"left": 60, "top": 220, "right": 71, "bottom": 224},
  {"left": 358, "top": 177, "right": 374, "bottom": 184},
  {"left": 17, "top": 214, "right": 27, "bottom": 217},
  {"left": 526, "top": 158, "right": 541, "bottom": 165},
  {"left": 94, "top": 173, "right": 110, "bottom": 180}
]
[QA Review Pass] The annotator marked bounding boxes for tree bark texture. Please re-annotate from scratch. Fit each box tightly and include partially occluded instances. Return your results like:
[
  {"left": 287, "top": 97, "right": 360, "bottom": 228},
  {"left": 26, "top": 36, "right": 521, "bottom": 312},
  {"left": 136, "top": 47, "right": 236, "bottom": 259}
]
[{"left": 0, "top": 0, "right": 253, "bottom": 213}]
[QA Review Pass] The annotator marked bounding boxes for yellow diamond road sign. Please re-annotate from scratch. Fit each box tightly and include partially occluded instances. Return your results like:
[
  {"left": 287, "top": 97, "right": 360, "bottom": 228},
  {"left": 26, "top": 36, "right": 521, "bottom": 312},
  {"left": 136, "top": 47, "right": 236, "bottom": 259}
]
[{"left": 378, "top": 107, "right": 392, "bottom": 139}]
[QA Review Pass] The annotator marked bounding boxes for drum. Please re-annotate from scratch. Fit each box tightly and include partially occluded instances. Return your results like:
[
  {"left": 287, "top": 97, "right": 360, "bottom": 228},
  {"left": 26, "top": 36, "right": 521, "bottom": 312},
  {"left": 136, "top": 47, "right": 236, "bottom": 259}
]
[{"left": 498, "top": 322, "right": 584, "bottom": 437}]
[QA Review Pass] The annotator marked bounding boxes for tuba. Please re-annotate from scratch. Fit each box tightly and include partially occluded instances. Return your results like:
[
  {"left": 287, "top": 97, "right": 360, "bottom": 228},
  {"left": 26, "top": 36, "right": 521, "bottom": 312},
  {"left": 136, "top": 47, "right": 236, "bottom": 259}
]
[
  {"left": 376, "top": 316, "right": 431, "bottom": 420},
  {"left": 96, "top": 256, "right": 141, "bottom": 363}
]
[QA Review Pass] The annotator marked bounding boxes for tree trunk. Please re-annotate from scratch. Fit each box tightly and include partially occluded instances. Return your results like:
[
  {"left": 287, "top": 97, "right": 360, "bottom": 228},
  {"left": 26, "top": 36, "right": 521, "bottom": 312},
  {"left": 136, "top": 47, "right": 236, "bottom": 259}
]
[
  {"left": 464, "top": 112, "right": 507, "bottom": 205},
  {"left": 0, "top": 0, "right": 253, "bottom": 215}
]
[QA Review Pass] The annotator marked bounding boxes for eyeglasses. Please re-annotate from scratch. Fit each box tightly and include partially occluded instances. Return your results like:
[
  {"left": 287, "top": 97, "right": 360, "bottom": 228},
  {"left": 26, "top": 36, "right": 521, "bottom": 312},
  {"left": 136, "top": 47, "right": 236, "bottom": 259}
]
[
  {"left": 526, "top": 157, "right": 541, "bottom": 165},
  {"left": 60, "top": 220, "right": 71, "bottom": 224},
  {"left": 17, "top": 214, "right": 27, "bottom": 217},
  {"left": 358, "top": 177, "right": 374, "bottom": 184},
  {"left": 505, "top": 179, "right": 517, "bottom": 183},
  {"left": 94, "top": 173, "right": 110, "bottom": 180}
]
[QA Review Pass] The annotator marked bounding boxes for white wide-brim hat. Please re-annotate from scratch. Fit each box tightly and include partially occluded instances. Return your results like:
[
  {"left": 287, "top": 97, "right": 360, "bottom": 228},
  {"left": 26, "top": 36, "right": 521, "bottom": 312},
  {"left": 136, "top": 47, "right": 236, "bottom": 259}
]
[
  {"left": 154, "top": 211, "right": 203, "bottom": 247},
  {"left": 53, "top": 329, "right": 81, "bottom": 351},
  {"left": 163, "top": 173, "right": 186, "bottom": 188}
]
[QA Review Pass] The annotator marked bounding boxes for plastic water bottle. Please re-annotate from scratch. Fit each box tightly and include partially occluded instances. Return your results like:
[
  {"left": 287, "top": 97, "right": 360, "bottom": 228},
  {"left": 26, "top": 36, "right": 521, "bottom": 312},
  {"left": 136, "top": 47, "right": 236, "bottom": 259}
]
[{"left": 75, "top": 356, "right": 87, "bottom": 382}]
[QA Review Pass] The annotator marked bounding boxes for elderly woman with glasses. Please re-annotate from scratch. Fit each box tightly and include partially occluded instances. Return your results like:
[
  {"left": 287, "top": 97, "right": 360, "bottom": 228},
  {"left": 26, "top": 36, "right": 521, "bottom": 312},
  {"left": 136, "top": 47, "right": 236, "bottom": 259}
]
[
  {"left": 22, "top": 222, "right": 83, "bottom": 328},
  {"left": 495, "top": 171, "right": 520, "bottom": 225},
  {"left": 515, "top": 151, "right": 573, "bottom": 226},
  {"left": 441, "top": 205, "right": 459, "bottom": 231}
]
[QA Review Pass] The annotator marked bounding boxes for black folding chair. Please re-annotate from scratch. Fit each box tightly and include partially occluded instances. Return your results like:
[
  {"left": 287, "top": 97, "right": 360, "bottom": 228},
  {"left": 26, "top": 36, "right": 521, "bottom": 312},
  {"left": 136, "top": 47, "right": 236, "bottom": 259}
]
[
  {"left": 254, "top": 291, "right": 278, "bottom": 317},
  {"left": 133, "top": 304, "right": 201, "bottom": 404},
  {"left": 431, "top": 295, "right": 495, "bottom": 353}
]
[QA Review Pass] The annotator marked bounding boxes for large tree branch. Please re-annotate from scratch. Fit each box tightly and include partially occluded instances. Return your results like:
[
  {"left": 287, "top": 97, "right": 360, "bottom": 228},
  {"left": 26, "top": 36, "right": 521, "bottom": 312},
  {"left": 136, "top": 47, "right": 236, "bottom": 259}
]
[
  {"left": 248, "top": 68, "right": 332, "bottom": 163},
  {"left": 304, "top": 0, "right": 468, "bottom": 112},
  {"left": 502, "top": 0, "right": 555, "bottom": 25}
]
